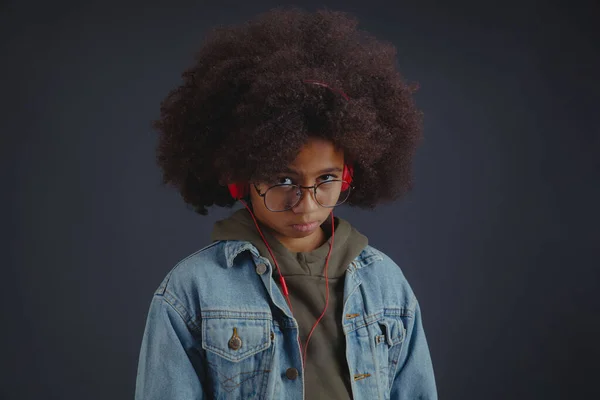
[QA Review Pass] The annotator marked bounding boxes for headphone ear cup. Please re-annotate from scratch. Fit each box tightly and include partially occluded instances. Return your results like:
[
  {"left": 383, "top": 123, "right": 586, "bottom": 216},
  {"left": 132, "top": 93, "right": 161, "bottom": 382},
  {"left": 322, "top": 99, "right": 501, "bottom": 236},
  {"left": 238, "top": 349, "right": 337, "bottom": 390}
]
[
  {"left": 341, "top": 164, "right": 354, "bottom": 191},
  {"left": 228, "top": 183, "right": 249, "bottom": 200},
  {"left": 228, "top": 183, "right": 239, "bottom": 199}
]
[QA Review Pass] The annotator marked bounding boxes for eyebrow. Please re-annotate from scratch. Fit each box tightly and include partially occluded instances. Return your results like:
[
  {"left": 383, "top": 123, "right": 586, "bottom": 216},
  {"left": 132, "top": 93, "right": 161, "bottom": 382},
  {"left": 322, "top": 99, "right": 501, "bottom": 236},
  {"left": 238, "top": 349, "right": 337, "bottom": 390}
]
[{"left": 281, "top": 167, "right": 343, "bottom": 176}]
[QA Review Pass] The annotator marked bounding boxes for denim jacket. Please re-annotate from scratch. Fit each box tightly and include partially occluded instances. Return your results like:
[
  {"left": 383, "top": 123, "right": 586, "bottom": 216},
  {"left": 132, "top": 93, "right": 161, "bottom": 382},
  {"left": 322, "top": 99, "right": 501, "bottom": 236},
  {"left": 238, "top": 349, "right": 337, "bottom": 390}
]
[{"left": 135, "top": 240, "right": 437, "bottom": 399}]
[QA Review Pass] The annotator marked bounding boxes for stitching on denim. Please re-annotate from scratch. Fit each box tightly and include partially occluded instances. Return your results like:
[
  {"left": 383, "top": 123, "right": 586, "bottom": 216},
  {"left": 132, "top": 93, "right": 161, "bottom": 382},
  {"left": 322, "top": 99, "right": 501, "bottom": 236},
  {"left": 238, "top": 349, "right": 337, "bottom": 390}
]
[
  {"left": 201, "top": 310, "right": 272, "bottom": 320},
  {"left": 204, "top": 342, "right": 270, "bottom": 361},
  {"left": 207, "top": 361, "right": 271, "bottom": 392},
  {"left": 343, "top": 308, "right": 413, "bottom": 334},
  {"left": 158, "top": 292, "right": 203, "bottom": 335},
  {"left": 155, "top": 240, "right": 222, "bottom": 295},
  {"left": 384, "top": 307, "right": 415, "bottom": 318},
  {"left": 350, "top": 247, "right": 384, "bottom": 271},
  {"left": 162, "top": 290, "right": 202, "bottom": 334},
  {"left": 202, "top": 318, "right": 270, "bottom": 361},
  {"left": 225, "top": 242, "right": 260, "bottom": 268}
]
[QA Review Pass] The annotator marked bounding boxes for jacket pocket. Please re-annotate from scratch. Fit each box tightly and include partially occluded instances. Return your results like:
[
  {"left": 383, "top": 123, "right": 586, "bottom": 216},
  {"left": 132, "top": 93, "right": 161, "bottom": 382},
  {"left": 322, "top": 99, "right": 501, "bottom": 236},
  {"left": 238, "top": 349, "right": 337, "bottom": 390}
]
[
  {"left": 201, "top": 311, "right": 274, "bottom": 399},
  {"left": 375, "top": 314, "right": 407, "bottom": 393}
]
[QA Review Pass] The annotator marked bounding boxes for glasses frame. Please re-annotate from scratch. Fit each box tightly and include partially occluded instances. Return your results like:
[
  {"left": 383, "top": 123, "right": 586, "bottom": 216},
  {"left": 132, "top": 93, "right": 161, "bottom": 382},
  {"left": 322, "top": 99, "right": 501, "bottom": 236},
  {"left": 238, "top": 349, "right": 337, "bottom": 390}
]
[{"left": 253, "top": 180, "right": 354, "bottom": 212}]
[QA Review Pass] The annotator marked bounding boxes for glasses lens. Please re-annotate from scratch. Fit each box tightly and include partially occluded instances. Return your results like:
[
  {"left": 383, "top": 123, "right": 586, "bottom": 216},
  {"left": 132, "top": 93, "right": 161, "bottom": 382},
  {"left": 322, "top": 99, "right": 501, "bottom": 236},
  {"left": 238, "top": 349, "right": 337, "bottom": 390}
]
[
  {"left": 264, "top": 185, "right": 300, "bottom": 211},
  {"left": 263, "top": 181, "right": 352, "bottom": 211},
  {"left": 316, "top": 180, "right": 350, "bottom": 207}
]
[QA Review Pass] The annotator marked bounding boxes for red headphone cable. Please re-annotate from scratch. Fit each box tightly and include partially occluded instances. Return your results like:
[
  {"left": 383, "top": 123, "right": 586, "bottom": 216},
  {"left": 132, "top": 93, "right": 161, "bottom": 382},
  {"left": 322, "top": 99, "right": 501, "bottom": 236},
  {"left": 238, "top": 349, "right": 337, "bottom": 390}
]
[{"left": 239, "top": 199, "right": 334, "bottom": 366}]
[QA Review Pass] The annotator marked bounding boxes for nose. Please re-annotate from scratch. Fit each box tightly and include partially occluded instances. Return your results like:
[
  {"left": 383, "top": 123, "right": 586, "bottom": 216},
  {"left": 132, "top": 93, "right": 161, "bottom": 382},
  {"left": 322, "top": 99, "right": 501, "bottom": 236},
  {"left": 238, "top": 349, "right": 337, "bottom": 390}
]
[{"left": 291, "top": 187, "right": 320, "bottom": 213}]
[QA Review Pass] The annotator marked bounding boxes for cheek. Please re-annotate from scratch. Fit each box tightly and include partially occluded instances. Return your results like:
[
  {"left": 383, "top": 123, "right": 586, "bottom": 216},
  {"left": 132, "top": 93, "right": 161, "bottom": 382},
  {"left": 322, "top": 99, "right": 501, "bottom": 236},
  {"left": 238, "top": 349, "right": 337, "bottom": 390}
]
[
  {"left": 251, "top": 202, "right": 286, "bottom": 229},
  {"left": 317, "top": 208, "right": 334, "bottom": 221},
  {"left": 263, "top": 213, "right": 295, "bottom": 234}
]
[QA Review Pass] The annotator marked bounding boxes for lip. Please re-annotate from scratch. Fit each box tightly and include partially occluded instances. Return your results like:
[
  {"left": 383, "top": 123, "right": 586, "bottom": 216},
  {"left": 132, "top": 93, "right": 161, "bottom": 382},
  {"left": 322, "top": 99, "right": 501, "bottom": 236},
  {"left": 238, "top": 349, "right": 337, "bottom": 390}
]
[{"left": 291, "top": 221, "right": 320, "bottom": 233}]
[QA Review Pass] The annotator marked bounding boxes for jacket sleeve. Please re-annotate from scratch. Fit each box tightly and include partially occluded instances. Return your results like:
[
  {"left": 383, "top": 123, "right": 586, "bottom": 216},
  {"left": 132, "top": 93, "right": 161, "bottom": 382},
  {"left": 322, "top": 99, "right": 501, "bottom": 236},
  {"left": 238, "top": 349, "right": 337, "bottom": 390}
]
[
  {"left": 135, "top": 293, "right": 207, "bottom": 399},
  {"left": 390, "top": 298, "right": 438, "bottom": 399}
]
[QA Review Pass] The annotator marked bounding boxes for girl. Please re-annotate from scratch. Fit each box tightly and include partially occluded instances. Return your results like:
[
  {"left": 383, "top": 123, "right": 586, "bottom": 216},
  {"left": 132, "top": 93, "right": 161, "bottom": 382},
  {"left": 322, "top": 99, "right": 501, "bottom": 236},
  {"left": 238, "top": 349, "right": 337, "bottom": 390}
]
[{"left": 135, "top": 8, "right": 437, "bottom": 400}]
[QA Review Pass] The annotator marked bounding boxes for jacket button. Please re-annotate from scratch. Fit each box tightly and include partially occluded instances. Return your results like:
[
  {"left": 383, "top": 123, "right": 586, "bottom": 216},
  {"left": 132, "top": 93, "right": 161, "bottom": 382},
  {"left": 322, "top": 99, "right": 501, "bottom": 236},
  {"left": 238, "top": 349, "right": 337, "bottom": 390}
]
[
  {"left": 228, "top": 336, "right": 242, "bottom": 350},
  {"left": 255, "top": 263, "right": 267, "bottom": 275},
  {"left": 285, "top": 367, "right": 299, "bottom": 380},
  {"left": 228, "top": 327, "right": 242, "bottom": 350}
]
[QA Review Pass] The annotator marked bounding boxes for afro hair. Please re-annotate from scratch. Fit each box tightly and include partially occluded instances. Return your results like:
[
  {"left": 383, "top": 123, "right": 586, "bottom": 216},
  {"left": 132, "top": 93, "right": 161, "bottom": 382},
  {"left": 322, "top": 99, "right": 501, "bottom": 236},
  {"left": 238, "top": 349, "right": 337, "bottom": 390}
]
[{"left": 154, "top": 7, "right": 423, "bottom": 215}]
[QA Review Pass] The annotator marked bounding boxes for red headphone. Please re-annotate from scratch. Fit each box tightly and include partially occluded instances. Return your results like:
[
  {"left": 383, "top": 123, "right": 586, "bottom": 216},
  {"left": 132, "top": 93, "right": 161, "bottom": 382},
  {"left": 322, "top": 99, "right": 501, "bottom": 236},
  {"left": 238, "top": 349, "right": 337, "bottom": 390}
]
[
  {"left": 227, "top": 163, "right": 353, "bottom": 363},
  {"left": 228, "top": 164, "right": 354, "bottom": 200}
]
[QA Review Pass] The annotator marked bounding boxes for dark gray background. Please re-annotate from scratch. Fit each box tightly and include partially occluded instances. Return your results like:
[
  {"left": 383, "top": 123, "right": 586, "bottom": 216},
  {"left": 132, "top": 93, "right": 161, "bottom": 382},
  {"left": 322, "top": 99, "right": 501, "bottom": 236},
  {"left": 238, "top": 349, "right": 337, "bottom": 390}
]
[{"left": 2, "top": 0, "right": 598, "bottom": 399}]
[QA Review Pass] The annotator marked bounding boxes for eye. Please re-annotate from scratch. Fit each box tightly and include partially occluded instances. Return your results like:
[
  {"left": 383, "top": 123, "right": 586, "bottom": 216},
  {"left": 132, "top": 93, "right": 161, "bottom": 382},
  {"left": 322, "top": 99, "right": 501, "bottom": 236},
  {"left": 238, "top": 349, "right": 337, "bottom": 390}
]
[
  {"left": 319, "top": 174, "right": 337, "bottom": 182},
  {"left": 275, "top": 176, "right": 294, "bottom": 185}
]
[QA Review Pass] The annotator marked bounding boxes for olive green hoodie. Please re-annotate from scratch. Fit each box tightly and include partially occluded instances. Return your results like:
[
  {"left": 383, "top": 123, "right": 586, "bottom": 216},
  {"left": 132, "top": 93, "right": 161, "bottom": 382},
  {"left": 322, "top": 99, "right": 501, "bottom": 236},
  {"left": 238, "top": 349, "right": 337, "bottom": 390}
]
[{"left": 211, "top": 208, "right": 368, "bottom": 399}]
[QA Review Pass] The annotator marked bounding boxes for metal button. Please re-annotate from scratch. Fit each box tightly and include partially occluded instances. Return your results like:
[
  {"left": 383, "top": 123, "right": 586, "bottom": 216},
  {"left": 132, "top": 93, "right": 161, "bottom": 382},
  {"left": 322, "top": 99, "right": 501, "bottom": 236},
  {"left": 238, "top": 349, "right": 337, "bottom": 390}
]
[
  {"left": 255, "top": 263, "right": 267, "bottom": 275},
  {"left": 285, "top": 367, "right": 299, "bottom": 380},
  {"left": 228, "top": 327, "right": 242, "bottom": 350}
]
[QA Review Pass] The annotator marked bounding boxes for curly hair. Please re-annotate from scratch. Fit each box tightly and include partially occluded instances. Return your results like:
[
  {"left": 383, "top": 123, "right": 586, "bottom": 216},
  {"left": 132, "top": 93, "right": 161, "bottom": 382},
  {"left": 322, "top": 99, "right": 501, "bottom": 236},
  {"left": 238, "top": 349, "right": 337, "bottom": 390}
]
[{"left": 154, "top": 7, "right": 423, "bottom": 215}]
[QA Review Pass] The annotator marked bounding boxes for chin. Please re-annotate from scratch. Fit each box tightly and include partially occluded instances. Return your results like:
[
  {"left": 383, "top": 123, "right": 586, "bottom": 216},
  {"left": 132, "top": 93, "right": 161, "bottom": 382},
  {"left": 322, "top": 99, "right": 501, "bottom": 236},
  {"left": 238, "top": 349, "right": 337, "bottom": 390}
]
[{"left": 289, "top": 229, "right": 316, "bottom": 238}]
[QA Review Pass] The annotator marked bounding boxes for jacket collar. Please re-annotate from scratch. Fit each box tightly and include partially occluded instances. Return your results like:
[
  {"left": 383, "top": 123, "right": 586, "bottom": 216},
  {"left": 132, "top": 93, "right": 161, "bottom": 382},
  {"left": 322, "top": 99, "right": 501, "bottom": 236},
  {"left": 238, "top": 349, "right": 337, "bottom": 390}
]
[{"left": 220, "top": 239, "right": 382, "bottom": 270}]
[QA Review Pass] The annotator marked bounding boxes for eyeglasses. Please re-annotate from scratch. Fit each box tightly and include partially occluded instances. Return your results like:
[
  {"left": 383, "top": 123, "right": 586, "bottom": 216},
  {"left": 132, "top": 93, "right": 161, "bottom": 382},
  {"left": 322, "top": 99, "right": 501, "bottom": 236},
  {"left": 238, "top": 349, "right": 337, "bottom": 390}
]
[{"left": 254, "top": 180, "right": 353, "bottom": 212}]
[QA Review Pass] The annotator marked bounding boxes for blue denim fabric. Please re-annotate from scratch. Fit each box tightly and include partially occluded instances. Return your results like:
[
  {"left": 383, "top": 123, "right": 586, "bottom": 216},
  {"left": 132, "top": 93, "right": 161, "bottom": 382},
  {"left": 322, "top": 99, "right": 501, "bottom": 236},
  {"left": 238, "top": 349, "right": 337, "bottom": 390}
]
[{"left": 135, "top": 240, "right": 437, "bottom": 399}]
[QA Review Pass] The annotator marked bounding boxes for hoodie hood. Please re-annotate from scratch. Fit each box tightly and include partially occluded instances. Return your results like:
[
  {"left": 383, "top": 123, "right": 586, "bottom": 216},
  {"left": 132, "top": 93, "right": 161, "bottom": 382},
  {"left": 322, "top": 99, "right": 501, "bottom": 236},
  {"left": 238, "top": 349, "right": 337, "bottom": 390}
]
[{"left": 211, "top": 208, "right": 368, "bottom": 278}]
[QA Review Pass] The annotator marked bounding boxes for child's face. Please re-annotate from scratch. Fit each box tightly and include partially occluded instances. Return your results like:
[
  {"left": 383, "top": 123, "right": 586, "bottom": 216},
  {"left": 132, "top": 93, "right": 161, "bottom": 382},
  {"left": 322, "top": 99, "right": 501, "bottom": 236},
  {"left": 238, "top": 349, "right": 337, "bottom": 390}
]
[{"left": 249, "top": 137, "right": 345, "bottom": 252}]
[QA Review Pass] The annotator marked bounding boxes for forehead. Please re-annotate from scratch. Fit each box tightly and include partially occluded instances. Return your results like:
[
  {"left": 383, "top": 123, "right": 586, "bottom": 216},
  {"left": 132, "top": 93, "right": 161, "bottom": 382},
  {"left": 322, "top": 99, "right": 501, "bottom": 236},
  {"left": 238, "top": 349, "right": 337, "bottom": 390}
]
[{"left": 286, "top": 137, "right": 345, "bottom": 173}]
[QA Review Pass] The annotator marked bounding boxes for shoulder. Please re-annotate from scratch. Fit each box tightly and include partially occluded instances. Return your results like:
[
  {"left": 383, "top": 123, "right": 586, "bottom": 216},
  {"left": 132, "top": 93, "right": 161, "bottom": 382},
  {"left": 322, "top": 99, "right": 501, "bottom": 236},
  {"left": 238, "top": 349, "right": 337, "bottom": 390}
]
[
  {"left": 354, "top": 244, "right": 418, "bottom": 312},
  {"left": 355, "top": 244, "right": 411, "bottom": 282},
  {"left": 153, "top": 240, "right": 229, "bottom": 296}
]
